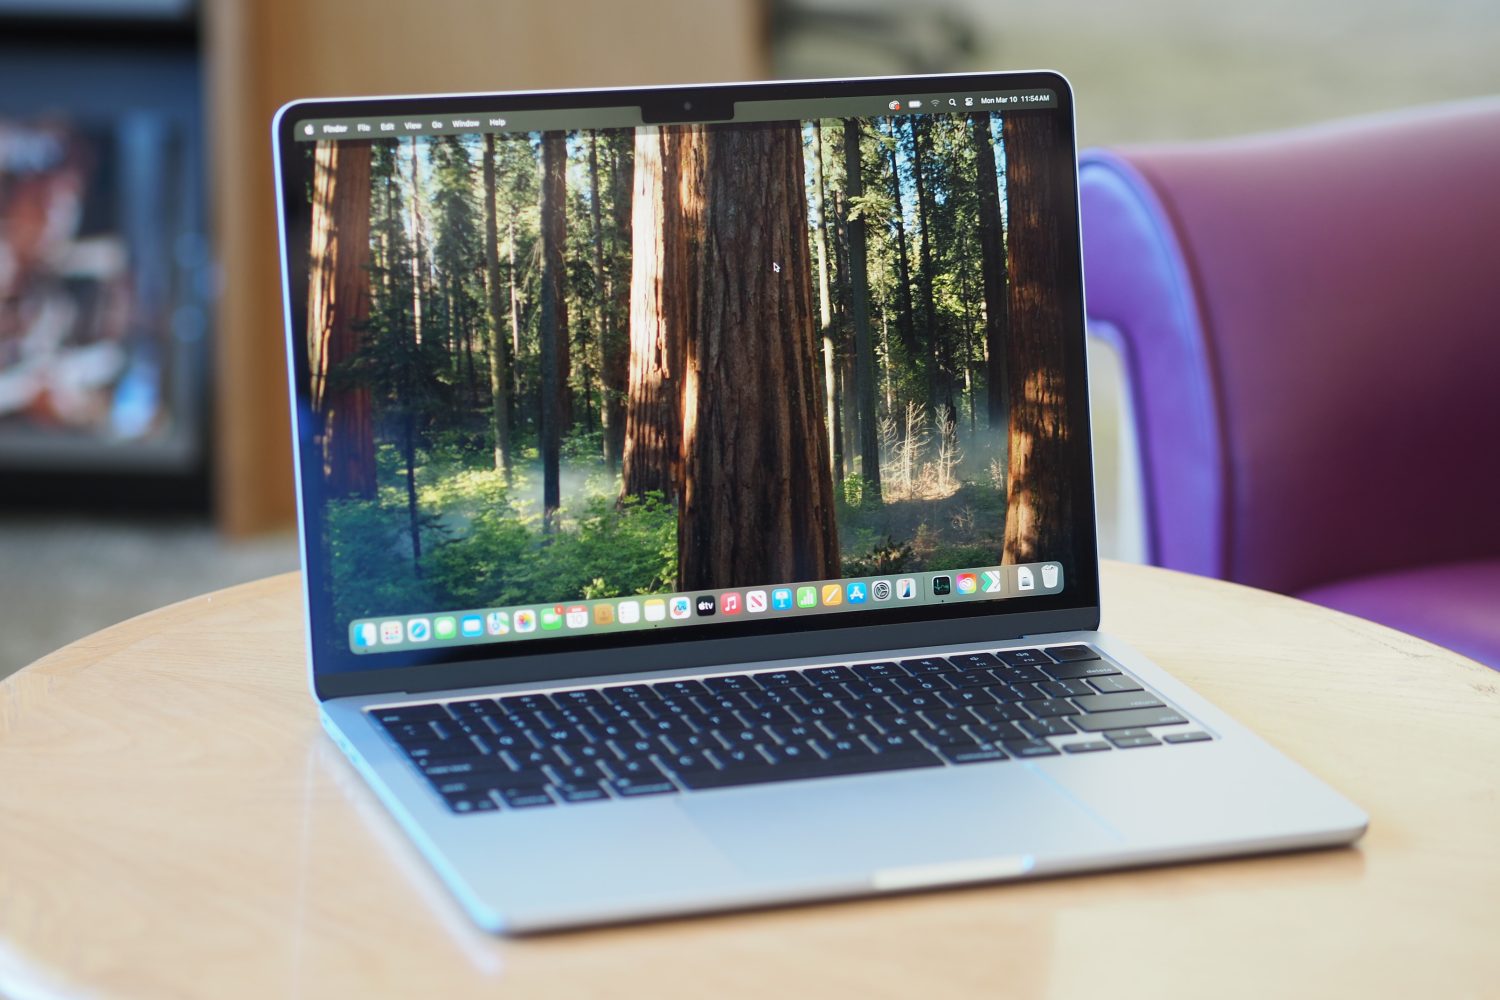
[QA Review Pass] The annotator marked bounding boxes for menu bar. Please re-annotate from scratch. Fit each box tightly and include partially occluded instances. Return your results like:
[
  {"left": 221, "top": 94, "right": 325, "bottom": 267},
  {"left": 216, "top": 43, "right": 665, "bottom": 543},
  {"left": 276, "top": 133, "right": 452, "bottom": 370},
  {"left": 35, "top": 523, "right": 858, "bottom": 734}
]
[
  {"left": 294, "top": 89, "right": 1058, "bottom": 142},
  {"left": 349, "top": 561, "right": 1065, "bottom": 653}
]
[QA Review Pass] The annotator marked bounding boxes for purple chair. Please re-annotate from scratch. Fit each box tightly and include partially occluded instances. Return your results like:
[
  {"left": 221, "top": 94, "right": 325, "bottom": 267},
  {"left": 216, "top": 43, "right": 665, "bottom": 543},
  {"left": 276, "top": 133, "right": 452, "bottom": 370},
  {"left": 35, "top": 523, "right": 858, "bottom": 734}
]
[{"left": 1079, "top": 98, "right": 1500, "bottom": 669}]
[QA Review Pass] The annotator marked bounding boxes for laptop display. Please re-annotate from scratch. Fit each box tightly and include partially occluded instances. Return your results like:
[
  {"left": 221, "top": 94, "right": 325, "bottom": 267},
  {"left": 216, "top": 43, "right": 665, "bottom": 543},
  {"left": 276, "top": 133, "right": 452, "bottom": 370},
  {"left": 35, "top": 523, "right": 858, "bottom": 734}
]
[{"left": 276, "top": 77, "right": 1094, "bottom": 677}]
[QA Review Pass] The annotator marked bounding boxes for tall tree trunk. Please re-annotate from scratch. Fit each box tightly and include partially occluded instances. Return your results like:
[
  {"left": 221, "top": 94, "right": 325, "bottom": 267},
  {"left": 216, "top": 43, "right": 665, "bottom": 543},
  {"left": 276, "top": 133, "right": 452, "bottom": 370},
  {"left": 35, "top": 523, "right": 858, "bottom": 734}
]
[
  {"left": 843, "top": 118, "right": 881, "bottom": 494},
  {"left": 507, "top": 212, "right": 522, "bottom": 414},
  {"left": 538, "top": 130, "right": 569, "bottom": 530},
  {"left": 907, "top": 116, "right": 940, "bottom": 413},
  {"left": 403, "top": 411, "right": 422, "bottom": 573},
  {"left": 812, "top": 122, "right": 839, "bottom": 485},
  {"left": 1002, "top": 112, "right": 1072, "bottom": 564},
  {"left": 621, "top": 124, "right": 705, "bottom": 500},
  {"left": 483, "top": 134, "right": 513, "bottom": 478},
  {"left": 601, "top": 133, "right": 632, "bottom": 472},
  {"left": 885, "top": 120, "right": 917, "bottom": 358},
  {"left": 973, "top": 112, "right": 1010, "bottom": 430},
  {"left": 587, "top": 133, "right": 613, "bottom": 465},
  {"left": 307, "top": 139, "right": 376, "bottom": 499},
  {"left": 407, "top": 136, "right": 425, "bottom": 346},
  {"left": 678, "top": 122, "right": 839, "bottom": 589}
]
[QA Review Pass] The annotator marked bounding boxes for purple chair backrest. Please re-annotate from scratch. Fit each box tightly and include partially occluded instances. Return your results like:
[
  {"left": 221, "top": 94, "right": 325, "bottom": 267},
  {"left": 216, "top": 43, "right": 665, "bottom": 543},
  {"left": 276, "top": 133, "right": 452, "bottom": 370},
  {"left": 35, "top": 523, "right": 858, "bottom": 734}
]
[{"left": 1080, "top": 99, "right": 1500, "bottom": 595}]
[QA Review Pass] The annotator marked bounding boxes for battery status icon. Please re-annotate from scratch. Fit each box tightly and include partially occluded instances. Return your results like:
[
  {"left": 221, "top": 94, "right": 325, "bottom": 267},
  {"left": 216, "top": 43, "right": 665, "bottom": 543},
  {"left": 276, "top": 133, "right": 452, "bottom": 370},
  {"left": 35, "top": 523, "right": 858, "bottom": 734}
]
[{"left": 908, "top": 99, "right": 923, "bottom": 109}]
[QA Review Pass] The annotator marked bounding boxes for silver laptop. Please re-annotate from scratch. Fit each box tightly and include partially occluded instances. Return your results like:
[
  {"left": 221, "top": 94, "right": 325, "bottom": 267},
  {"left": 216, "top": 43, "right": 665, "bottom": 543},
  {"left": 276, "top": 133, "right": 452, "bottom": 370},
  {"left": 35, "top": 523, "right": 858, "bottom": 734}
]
[{"left": 273, "top": 70, "right": 1365, "bottom": 933}]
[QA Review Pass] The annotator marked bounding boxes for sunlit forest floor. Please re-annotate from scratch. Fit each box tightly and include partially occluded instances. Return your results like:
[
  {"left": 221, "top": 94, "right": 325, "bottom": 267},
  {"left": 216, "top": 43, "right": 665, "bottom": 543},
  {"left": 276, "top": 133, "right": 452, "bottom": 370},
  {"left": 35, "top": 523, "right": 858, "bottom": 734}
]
[{"left": 326, "top": 423, "right": 1011, "bottom": 622}]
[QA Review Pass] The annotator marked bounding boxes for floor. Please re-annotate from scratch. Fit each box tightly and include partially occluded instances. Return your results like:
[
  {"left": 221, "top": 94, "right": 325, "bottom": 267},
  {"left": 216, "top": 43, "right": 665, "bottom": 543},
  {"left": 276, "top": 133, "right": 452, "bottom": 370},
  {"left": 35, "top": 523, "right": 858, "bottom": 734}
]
[{"left": 2, "top": 0, "right": 1497, "bottom": 679}]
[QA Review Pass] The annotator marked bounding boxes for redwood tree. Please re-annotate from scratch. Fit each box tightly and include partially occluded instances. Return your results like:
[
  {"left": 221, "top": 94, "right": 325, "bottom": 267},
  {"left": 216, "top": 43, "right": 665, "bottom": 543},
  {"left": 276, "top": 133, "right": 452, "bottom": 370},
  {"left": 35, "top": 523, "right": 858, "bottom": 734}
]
[
  {"left": 843, "top": 118, "right": 881, "bottom": 495},
  {"left": 482, "top": 133, "right": 513, "bottom": 478},
  {"left": 538, "top": 130, "right": 568, "bottom": 529},
  {"left": 620, "top": 124, "right": 705, "bottom": 500},
  {"left": 973, "top": 113, "right": 1010, "bottom": 430},
  {"left": 1001, "top": 112, "right": 1072, "bottom": 563},
  {"left": 677, "top": 122, "right": 840, "bottom": 589},
  {"left": 307, "top": 139, "right": 376, "bottom": 498}
]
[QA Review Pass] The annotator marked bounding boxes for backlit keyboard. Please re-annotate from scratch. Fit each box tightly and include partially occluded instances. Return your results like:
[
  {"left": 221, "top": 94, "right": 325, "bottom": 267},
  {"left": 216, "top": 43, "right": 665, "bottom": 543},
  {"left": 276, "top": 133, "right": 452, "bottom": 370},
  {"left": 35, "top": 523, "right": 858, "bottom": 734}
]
[{"left": 368, "top": 644, "right": 1213, "bottom": 814}]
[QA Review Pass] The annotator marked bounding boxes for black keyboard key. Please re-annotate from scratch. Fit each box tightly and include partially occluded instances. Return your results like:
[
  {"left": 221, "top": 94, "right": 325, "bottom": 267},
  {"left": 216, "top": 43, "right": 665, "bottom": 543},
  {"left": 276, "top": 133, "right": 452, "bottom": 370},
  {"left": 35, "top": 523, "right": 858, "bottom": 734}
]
[
  {"left": 373, "top": 704, "right": 448, "bottom": 724},
  {"left": 738, "top": 705, "right": 797, "bottom": 726},
  {"left": 972, "top": 720, "right": 1023, "bottom": 742},
  {"left": 1044, "top": 645, "right": 1100, "bottom": 662},
  {"left": 608, "top": 775, "right": 678, "bottom": 797},
  {"left": 938, "top": 745, "right": 1008, "bottom": 765},
  {"left": 807, "top": 666, "right": 856, "bottom": 687},
  {"left": 1088, "top": 674, "right": 1144, "bottom": 694},
  {"left": 1071, "top": 708, "right": 1187, "bottom": 732},
  {"left": 971, "top": 702, "right": 1030, "bottom": 724},
  {"left": 553, "top": 781, "right": 609, "bottom": 803},
  {"left": 1107, "top": 732, "right": 1161, "bottom": 748},
  {"left": 420, "top": 758, "right": 510, "bottom": 778},
  {"left": 639, "top": 715, "right": 702, "bottom": 737},
  {"left": 1021, "top": 698, "right": 1079, "bottom": 719},
  {"left": 949, "top": 670, "right": 1000, "bottom": 689},
  {"left": 1039, "top": 679, "right": 1094, "bottom": 699},
  {"left": 446, "top": 698, "right": 501, "bottom": 718},
  {"left": 1019, "top": 716, "right": 1076, "bottom": 738},
  {"left": 919, "top": 709, "right": 972, "bottom": 729},
  {"left": 851, "top": 661, "right": 903, "bottom": 680},
  {"left": 500, "top": 693, "right": 556, "bottom": 713},
  {"left": 818, "top": 717, "right": 882, "bottom": 740},
  {"left": 1163, "top": 731, "right": 1213, "bottom": 744},
  {"left": 1044, "top": 660, "right": 1120, "bottom": 681},
  {"left": 766, "top": 724, "right": 819, "bottom": 744},
  {"left": 754, "top": 670, "right": 806, "bottom": 688},
  {"left": 787, "top": 702, "right": 851, "bottom": 725},
  {"left": 948, "top": 652, "right": 1003, "bottom": 670},
  {"left": 504, "top": 747, "right": 569, "bottom": 771},
  {"left": 791, "top": 685, "right": 845, "bottom": 704},
  {"left": 892, "top": 674, "right": 955, "bottom": 695},
  {"left": 1005, "top": 682, "right": 1046, "bottom": 702},
  {"left": 496, "top": 783, "right": 555, "bottom": 808},
  {"left": 815, "top": 737, "right": 876, "bottom": 758},
  {"left": 996, "top": 665, "right": 1049, "bottom": 685},
  {"left": 921, "top": 726, "right": 980, "bottom": 748},
  {"left": 702, "top": 673, "right": 756, "bottom": 693},
  {"left": 1072, "top": 691, "right": 1166, "bottom": 713},
  {"left": 552, "top": 688, "right": 609, "bottom": 708},
  {"left": 603, "top": 685, "right": 655, "bottom": 703},
  {"left": 937, "top": 688, "right": 999, "bottom": 710},
  {"left": 866, "top": 731, "right": 922, "bottom": 753},
  {"left": 761, "top": 740, "right": 820, "bottom": 765},
  {"left": 887, "top": 693, "right": 945, "bottom": 714},
  {"left": 1062, "top": 740, "right": 1112, "bottom": 753},
  {"left": 662, "top": 732, "right": 716, "bottom": 754},
  {"left": 899, "top": 656, "right": 954, "bottom": 675},
  {"left": 608, "top": 736, "right": 659, "bottom": 760},
  {"left": 652, "top": 679, "right": 709, "bottom": 700},
  {"left": 675, "top": 748, "right": 942, "bottom": 790},
  {"left": 444, "top": 792, "right": 500, "bottom": 813},
  {"left": 1002, "top": 739, "right": 1059, "bottom": 758},
  {"left": 996, "top": 648, "right": 1048, "bottom": 667},
  {"left": 547, "top": 762, "right": 603, "bottom": 784}
]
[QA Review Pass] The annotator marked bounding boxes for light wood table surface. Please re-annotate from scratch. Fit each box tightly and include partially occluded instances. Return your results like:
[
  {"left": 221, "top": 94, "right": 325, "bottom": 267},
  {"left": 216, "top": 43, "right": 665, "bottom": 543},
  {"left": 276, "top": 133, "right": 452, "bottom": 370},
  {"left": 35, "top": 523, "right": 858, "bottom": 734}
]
[{"left": 2, "top": 562, "right": 1497, "bottom": 999}]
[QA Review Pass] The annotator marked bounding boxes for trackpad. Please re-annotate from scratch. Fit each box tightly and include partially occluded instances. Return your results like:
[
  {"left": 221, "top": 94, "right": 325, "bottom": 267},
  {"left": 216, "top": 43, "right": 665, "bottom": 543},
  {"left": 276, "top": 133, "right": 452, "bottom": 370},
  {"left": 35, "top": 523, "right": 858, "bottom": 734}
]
[{"left": 677, "top": 763, "right": 1116, "bottom": 881}]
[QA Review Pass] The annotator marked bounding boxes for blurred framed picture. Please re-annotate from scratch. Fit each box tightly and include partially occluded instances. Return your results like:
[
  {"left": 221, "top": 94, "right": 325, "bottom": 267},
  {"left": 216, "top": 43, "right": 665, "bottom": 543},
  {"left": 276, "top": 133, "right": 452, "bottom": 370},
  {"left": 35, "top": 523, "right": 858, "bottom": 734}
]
[{"left": 0, "top": 28, "right": 210, "bottom": 495}]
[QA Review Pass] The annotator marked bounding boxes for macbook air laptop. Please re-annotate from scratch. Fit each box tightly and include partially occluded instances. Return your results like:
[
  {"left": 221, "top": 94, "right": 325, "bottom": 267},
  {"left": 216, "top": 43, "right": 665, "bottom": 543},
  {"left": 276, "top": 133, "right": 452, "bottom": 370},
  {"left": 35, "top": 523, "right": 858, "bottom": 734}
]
[{"left": 272, "top": 70, "right": 1366, "bottom": 933}]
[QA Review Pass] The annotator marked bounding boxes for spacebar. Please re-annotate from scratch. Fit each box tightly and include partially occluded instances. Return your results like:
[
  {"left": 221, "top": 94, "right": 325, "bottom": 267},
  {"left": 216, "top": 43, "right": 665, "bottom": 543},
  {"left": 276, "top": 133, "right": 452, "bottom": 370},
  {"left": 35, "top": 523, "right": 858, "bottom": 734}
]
[{"left": 675, "top": 750, "right": 943, "bottom": 790}]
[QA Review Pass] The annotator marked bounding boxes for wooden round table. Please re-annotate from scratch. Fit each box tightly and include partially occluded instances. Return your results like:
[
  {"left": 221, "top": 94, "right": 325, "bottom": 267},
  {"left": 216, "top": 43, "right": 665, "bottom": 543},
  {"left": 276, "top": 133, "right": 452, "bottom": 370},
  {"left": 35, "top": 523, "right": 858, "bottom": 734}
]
[{"left": 2, "top": 562, "right": 1496, "bottom": 998}]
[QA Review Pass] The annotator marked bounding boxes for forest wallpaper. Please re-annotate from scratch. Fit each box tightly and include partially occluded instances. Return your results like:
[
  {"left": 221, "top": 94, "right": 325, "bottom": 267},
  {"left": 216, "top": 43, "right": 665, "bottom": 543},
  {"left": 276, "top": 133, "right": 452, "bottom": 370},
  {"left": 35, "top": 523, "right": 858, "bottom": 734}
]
[{"left": 303, "top": 111, "right": 1078, "bottom": 627}]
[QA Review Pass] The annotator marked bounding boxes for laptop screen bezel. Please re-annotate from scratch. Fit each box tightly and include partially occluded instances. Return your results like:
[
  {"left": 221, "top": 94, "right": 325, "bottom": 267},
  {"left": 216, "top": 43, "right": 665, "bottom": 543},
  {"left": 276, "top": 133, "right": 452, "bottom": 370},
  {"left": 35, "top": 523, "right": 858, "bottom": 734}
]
[{"left": 271, "top": 70, "right": 1102, "bottom": 702}]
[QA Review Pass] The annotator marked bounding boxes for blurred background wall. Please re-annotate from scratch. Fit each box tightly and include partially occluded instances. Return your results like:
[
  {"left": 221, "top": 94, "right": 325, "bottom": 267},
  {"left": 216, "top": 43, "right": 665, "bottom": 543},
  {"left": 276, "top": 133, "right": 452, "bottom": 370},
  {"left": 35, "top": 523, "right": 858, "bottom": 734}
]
[{"left": 1, "top": 0, "right": 1496, "bottom": 679}]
